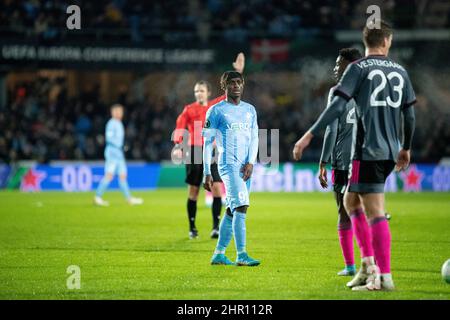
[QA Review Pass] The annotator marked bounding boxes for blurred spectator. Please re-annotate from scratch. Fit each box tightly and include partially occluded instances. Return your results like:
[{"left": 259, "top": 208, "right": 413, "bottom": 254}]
[
  {"left": 1, "top": 69, "right": 449, "bottom": 164},
  {"left": 1, "top": 0, "right": 449, "bottom": 43},
  {"left": 0, "top": 0, "right": 449, "bottom": 163}
]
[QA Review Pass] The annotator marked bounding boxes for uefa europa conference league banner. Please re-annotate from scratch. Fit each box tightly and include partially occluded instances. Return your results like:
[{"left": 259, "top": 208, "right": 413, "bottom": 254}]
[
  {"left": 2, "top": 163, "right": 449, "bottom": 193},
  {"left": 0, "top": 44, "right": 214, "bottom": 67}
]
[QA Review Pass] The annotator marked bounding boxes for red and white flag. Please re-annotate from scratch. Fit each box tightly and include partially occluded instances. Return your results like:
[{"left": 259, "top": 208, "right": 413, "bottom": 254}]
[{"left": 251, "top": 39, "right": 289, "bottom": 63}]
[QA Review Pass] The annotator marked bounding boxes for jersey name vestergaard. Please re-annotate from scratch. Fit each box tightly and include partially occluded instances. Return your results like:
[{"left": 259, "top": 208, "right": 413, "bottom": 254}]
[{"left": 334, "top": 55, "right": 416, "bottom": 161}]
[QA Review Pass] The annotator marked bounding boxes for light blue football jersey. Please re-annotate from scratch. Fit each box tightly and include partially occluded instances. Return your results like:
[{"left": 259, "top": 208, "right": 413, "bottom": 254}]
[
  {"left": 202, "top": 99, "right": 258, "bottom": 174},
  {"left": 104, "top": 118, "right": 125, "bottom": 161},
  {"left": 203, "top": 99, "right": 258, "bottom": 211}
]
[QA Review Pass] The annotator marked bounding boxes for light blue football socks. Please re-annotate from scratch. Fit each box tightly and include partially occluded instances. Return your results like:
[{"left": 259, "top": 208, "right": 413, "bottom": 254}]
[
  {"left": 212, "top": 210, "right": 260, "bottom": 266},
  {"left": 215, "top": 213, "right": 233, "bottom": 254},
  {"left": 96, "top": 177, "right": 111, "bottom": 197},
  {"left": 96, "top": 177, "right": 131, "bottom": 200},
  {"left": 118, "top": 179, "right": 131, "bottom": 199},
  {"left": 232, "top": 212, "right": 247, "bottom": 254}
]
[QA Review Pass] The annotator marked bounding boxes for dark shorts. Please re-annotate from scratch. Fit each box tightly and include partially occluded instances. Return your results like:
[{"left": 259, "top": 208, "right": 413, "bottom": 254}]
[
  {"left": 331, "top": 169, "right": 349, "bottom": 194},
  {"left": 348, "top": 160, "right": 395, "bottom": 193},
  {"left": 185, "top": 146, "right": 221, "bottom": 187}
]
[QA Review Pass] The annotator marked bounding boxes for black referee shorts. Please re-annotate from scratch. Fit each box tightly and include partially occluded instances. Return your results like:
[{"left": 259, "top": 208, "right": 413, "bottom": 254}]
[{"left": 185, "top": 146, "right": 222, "bottom": 187}]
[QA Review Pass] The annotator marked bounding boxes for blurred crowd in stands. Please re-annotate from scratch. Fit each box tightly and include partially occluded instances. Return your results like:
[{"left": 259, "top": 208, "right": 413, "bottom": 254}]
[
  {"left": 0, "top": 76, "right": 174, "bottom": 163},
  {"left": 1, "top": 0, "right": 450, "bottom": 43},
  {"left": 1, "top": 0, "right": 449, "bottom": 163},
  {"left": 1, "top": 70, "right": 449, "bottom": 164}
]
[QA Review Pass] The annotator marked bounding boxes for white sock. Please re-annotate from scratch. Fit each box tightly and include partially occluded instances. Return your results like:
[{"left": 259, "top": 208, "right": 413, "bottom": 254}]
[
  {"left": 381, "top": 273, "right": 392, "bottom": 281},
  {"left": 214, "top": 249, "right": 225, "bottom": 255},
  {"left": 362, "top": 256, "right": 375, "bottom": 266}
]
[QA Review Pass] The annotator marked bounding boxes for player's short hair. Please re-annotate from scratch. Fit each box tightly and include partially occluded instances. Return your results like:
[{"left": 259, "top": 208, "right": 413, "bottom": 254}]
[
  {"left": 363, "top": 20, "right": 393, "bottom": 48},
  {"left": 339, "top": 48, "right": 363, "bottom": 63},
  {"left": 110, "top": 103, "right": 124, "bottom": 110},
  {"left": 220, "top": 71, "right": 244, "bottom": 90},
  {"left": 194, "top": 80, "right": 212, "bottom": 93}
]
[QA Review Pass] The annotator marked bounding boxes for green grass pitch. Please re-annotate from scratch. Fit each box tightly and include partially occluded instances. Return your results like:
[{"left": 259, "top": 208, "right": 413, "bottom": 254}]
[{"left": 0, "top": 190, "right": 449, "bottom": 300}]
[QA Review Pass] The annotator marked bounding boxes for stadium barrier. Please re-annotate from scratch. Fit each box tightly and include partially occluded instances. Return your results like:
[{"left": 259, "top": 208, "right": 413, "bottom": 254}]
[
  {"left": 1, "top": 162, "right": 449, "bottom": 193},
  {"left": 5, "top": 162, "right": 160, "bottom": 192}
]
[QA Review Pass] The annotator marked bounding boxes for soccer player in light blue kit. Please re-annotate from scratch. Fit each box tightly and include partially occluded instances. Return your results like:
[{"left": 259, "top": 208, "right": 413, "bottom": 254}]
[
  {"left": 94, "top": 104, "right": 143, "bottom": 206},
  {"left": 203, "top": 71, "right": 260, "bottom": 266}
]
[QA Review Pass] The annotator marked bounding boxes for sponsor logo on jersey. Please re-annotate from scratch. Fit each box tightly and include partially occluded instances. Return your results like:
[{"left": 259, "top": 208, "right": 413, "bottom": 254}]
[{"left": 226, "top": 123, "right": 251, "bottom": 131}]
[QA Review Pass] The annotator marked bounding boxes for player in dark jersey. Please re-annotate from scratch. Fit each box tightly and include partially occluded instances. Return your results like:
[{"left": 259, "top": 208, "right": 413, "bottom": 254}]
[
  {"left": 318, "top": 48, "right": 362, "bottom": 277},
  {"left": 173, "top": 53, "right": 245, "bottom": 240},
  {"left": 293, "top": 21, "right": 416, "bottom": 291}
]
